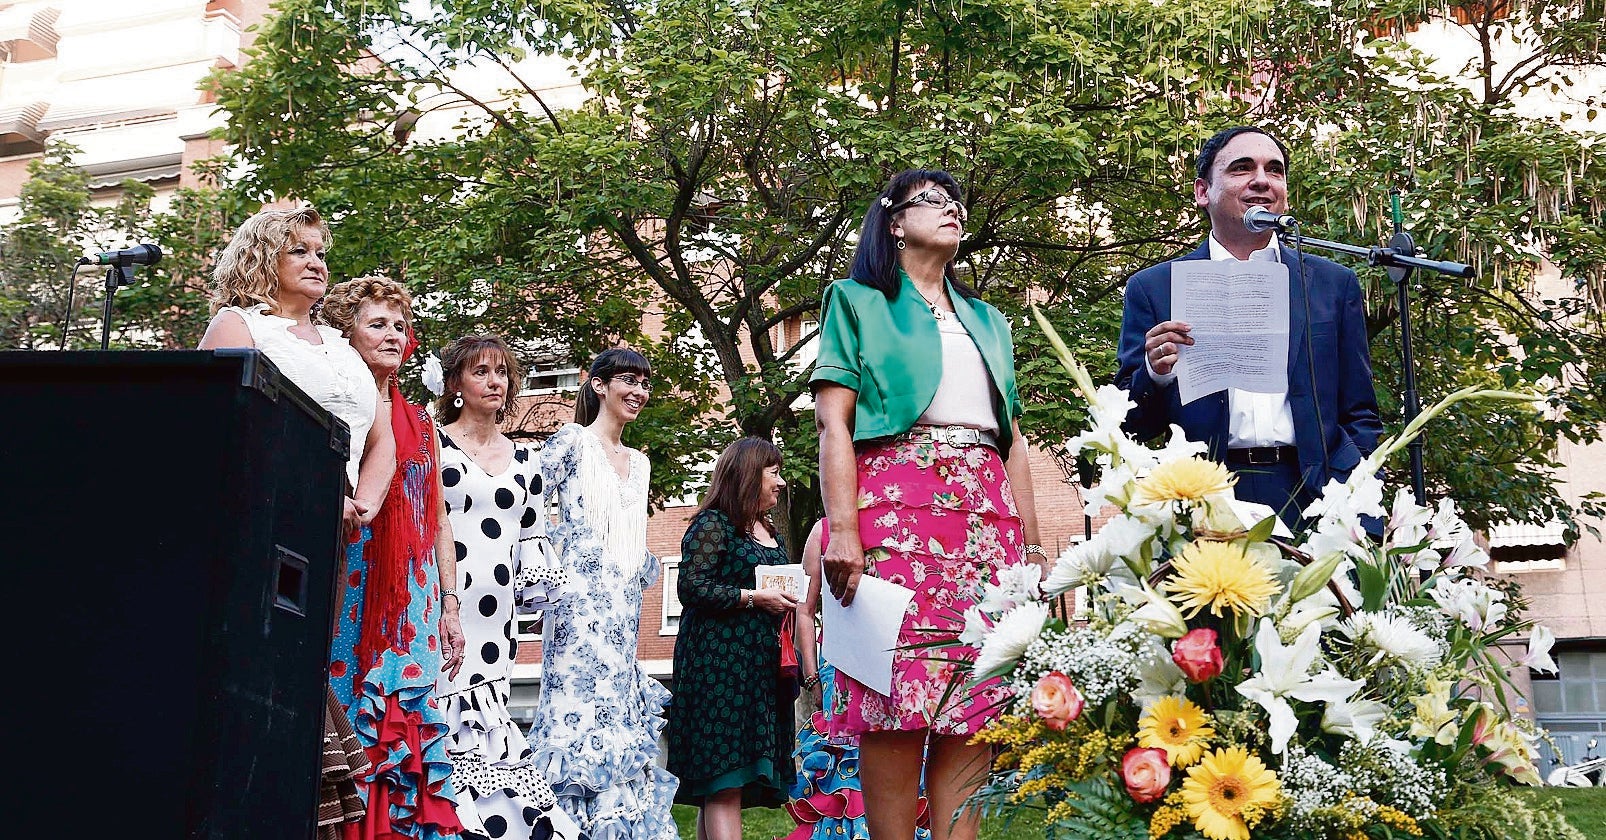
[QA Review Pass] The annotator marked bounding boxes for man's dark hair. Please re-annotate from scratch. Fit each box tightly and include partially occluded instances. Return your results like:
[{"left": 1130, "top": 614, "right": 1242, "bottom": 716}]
[{"left": 1196, "top": 127, "right": 1291, "bottom": 183}]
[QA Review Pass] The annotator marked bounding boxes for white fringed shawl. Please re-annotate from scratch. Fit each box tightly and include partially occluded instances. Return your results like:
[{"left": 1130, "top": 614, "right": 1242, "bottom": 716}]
[{"left": 575, "top": 427, "right": 650, "bottom": 580}]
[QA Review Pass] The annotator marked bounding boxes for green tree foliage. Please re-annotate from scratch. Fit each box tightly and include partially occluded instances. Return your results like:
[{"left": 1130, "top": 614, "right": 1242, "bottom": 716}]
[
  {"left": 0, "top": 144, "right": 151, "bottom": 348},
  {"left": 0, "top": 146, "right": 247, "bottom": 350},
  {"left": 190, "top": 0, "right": 1600, "bottom": 544}
]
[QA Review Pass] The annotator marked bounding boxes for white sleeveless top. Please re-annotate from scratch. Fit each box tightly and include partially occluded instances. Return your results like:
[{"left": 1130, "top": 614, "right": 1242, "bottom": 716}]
[
  {"left": 917, "top": 312, "right": 1000, "bottom": 433},
  {"left": 222, "top": 304, "right": 377, "bottom": 488}
]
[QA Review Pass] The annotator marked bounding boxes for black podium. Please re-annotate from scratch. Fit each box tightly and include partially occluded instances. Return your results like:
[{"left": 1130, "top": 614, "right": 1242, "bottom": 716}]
[{"left": 0, "top": 349, "right": 349, "bottom": 839}]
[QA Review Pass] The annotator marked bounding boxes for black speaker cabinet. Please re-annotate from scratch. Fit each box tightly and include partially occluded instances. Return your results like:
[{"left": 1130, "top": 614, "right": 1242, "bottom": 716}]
[{"left": 0, "top": 349, "right": 350, "bottom": 839}]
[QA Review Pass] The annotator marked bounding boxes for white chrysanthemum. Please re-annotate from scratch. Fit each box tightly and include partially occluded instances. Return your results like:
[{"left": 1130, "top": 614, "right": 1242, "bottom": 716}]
[
  {"left": 979, "top": 563, "right": 1043, "bottom": 614},
  {"left": 973, "top": 601, "right": 1049, "bottom": 678},
  {"left": 1099, "top": 512, "right": 1163, "bottom": 561},
  {"left": 1043, "top": 533, "right": 1117, "bottom": 596},
  {"left": 1341, "top": 612, "right": 1442, "bottom": 669},
  {"left": 421, "top": 353, "right": 445, "bottom": 396}
]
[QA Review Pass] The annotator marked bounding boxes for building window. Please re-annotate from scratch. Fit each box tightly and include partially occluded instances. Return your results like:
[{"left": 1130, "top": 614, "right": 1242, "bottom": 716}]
[
  {"left": 660, "top": 556, "right": 683, "bottom": 635},
  {"left": 523, "top": 365, "right": 580, "bottom": 394},
  {"left": 790, "top": 317, "right": 819, "bottom": 409},
  {"left": 514, "top": 613, "right": 543, "bottom": 647},
  {"left": 1488, "top": 521, "right": 1568, "bottom": 573}
]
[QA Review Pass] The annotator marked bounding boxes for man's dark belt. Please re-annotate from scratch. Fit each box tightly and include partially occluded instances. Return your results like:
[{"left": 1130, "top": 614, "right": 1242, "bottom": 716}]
[{"left": 1226, "top": 445, "right": 1298, "bottom": 466}]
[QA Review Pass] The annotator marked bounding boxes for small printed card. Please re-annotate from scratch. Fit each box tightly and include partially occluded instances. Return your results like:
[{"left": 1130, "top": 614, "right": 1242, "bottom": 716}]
[{"left": 755, "top": 563, "right": 805, "bottom": 599}]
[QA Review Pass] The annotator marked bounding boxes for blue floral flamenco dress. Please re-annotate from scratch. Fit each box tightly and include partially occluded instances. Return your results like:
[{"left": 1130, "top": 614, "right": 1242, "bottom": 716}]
[
  {"left": 784, "top": 662, "right": 932, "bottom": 840},
  {"left": 328, "top": 405, "right": 461, "bottom": 839}
]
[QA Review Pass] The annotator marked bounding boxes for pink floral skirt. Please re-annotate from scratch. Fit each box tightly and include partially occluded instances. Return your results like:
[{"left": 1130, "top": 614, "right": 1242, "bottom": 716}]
[{"left": 825, "top": 437, "right": 1023, "bottom": 738}]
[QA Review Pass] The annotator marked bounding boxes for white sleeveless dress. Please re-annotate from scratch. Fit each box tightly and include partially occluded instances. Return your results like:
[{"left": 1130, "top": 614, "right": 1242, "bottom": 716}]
[{"left": 221, "top": 304, "right": 376, "bottom": 486}]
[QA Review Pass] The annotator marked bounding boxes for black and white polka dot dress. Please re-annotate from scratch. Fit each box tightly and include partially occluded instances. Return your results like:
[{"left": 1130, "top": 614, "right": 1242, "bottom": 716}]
[{"left": 436, "top": 432, "right": 578, "bottom": 840}]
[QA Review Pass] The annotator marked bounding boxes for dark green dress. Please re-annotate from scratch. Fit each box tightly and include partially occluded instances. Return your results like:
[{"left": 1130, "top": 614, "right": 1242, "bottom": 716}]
[{"left": 666, "top": 508, "right": 795, "bottom": 807}]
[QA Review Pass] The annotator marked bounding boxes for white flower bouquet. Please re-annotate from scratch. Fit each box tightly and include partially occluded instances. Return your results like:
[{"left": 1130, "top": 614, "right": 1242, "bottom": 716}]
[{"left": 959, "top": 310, "right": 1578, "bottom": 840}]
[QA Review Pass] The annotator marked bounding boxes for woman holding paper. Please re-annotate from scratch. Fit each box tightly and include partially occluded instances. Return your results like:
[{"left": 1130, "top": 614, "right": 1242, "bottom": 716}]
[
  {"left": 666, "top": 436, "right": 799, "bottom": 839},
  {"left": 810, "top": 169, "right": 1046, "bottom": 840}
]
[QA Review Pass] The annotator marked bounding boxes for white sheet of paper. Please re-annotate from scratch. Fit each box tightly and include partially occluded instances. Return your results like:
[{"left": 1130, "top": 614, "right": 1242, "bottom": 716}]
[
  {"left": 821, "top": 575, "right": 915, "bottom": 696},
  {"left": 1171, "top": 261, "right": 1290, "bottom": 406},
  {"left": 1228, "top": 499, "right": 1295, "bottom": 540},
  {"left": 754, "top": 564, "right": 805, "bottom": 600}
]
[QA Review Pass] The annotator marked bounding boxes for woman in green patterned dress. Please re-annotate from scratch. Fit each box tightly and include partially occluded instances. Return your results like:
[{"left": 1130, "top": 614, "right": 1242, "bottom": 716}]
[{"left": 666, "top": 437, "right": 801, "bottom": 840}]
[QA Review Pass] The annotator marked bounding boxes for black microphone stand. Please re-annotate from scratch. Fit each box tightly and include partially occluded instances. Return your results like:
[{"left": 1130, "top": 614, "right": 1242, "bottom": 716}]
[
  {"left": 1281, "top": 197, "right": 1476, "bottom": 504},
  {"left": 82, "top": 258, "right": 142, "bottom": 350}
]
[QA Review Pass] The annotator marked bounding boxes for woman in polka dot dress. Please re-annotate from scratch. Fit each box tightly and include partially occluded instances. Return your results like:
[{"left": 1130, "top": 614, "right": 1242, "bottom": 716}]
[{"left": 434, "top": 335, "right": 580, "bottom": 840}]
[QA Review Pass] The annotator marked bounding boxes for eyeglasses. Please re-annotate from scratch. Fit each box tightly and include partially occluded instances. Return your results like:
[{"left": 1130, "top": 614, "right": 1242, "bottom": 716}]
[
  {"left": 611, "top": 374, "right": 652, "bottom": 392},
  {"left": 882, "top": 188, "right": 968, "bottom": 221}
]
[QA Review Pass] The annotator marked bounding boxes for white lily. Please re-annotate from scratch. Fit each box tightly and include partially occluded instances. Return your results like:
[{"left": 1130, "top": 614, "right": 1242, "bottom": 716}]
[
  {"left": 979, "top": 563, "right": 1043, "bottom": 614},
  {"left": 1129, "top": 582, "right": 1189, "bottom": 639},
  {"left": 1279, "top": 595, "right": 1341, "bottom": 637},
  {"left": 958, "top": 604, "right": 992, "bottom": 647},
  {"left": 1322, "top": 696, "right": 1390, "bottom": 743},
  {"left": 1236, "top": 619, "right": 1365, "bottom": 754},
  {"left": 1081, "top": 464, "right": 1136, "bottom": 514},
  {"left": 1515, "top": 625, "right": 1558, "bottom": 674},
  {"left": 972, "top": 601, "right": 1050, "bottom": 678},
  {"left": 1302, "top": 470, "right": 1385, "bottom": 529},
  {"left": 1132, "top": 637, "right": 1189, "bottom": 710},
  {"left": 1429, "top": 576, "right": 1508, "bottom": 631}
]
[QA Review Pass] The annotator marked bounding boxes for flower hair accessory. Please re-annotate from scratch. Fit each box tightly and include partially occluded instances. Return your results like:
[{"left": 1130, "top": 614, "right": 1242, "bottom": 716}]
[
  {"left": 421, "top": 353, "right": 445, "bottom": 397},
  {"left": 879, "top": 195, "right": 893, "bottom": 208}
]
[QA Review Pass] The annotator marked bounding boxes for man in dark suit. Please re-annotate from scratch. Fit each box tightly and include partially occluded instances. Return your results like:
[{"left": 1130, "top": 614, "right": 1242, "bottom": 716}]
[{"left": 1115, "top": 126, "right": 1384, "bottom": 525}]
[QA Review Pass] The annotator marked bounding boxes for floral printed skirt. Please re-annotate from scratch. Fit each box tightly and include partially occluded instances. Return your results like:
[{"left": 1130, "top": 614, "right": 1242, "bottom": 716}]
[{"left": 826, "top": 437, "right": 1023, "bottom": 738}]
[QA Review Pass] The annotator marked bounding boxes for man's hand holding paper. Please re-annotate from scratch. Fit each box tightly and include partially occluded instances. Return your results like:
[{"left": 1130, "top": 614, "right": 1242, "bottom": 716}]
[{"left": 1170, "top": 260, "right": 1290, "bottom": 405}]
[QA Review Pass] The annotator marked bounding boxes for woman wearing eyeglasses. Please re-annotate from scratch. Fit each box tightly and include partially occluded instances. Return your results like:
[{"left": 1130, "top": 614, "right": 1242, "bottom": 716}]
[
  {"left": 525, "top": 348, "right": 679, "bottom": 840},
  {"left": 811, "top": 169, "right": 1047, "bottom": 840}
]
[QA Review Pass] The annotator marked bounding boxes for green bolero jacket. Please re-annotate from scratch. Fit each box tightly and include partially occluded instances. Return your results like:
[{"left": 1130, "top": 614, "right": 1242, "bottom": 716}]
[{"left": 809, "top": 271, "right": 1024, "bottom": 453}]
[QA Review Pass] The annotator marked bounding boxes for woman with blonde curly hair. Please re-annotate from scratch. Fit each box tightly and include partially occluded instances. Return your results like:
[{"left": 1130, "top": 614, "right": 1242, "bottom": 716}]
[
  {"left": 320, "top": 276, "right": 476, "bottom": 839},
  {"left": 198, "top": 207, "right": 416, "bottom": 838}
]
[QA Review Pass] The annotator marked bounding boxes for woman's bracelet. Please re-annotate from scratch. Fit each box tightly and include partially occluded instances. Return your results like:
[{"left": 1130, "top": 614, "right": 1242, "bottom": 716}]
[
  {"left": 442, "top": 589, "right": 460, "bottom": 607},
  {"left": 802, "top": 672, "right": 821, "bottom": 689},
  {"left": 744, "top": 589, "right": 755, "bottom": 609},
  {"left": 1025, "top": 544, "right": 1048, "bottom": 560}
]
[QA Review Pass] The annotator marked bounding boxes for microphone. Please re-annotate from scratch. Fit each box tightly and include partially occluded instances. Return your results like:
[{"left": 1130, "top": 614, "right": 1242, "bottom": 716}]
[
  {"left": 85, "top": 244, "right": 163, "bottom": 266},
  {"left": 1243, "top": 206, "right": 1299, "bottom": 234}
]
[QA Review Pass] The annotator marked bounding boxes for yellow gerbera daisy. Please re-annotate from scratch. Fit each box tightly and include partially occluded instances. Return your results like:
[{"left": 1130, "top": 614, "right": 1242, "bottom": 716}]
[
  {"left": 1132, "top": 458, "right": 1235, "bottom": 505},
  {"left": 1181, "top": 746, "right": 1280, "bottom": 840},
  {"left": 1163, "top": 540, "right": 1280, "bottom": 618},
  {"left": 1137, "top": 695, "right": 1216, "bottom": 767}
]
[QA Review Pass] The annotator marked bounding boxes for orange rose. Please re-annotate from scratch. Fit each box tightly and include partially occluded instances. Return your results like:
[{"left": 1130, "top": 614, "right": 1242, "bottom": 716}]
[
  {"left": 1030, "top": 671, "right": 1084, "bottom": 731},
  {"left": 1172, "top": 627, "right": 1224, "bottom": 683},
  {"left": 1121, "top": 746, "right": 1172, "bottom": 803}
]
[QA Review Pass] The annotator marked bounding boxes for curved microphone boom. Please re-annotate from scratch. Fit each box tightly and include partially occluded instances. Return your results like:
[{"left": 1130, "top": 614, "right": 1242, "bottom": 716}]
[
  {"left": 85, "top": 243, "right": 163, "bottom": 267},
  {"left": 1243, "top": 206, "right": 1299, "bottom": 234}
]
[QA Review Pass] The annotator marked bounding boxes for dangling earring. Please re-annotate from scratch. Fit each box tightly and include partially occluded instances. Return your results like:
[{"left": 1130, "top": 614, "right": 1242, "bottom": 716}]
[
  {"left": 895, "top": 237, "right": 906, "bottom": 251},
  {"left": 452, "top": 391, "right": 464, "bottom": 409}
]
